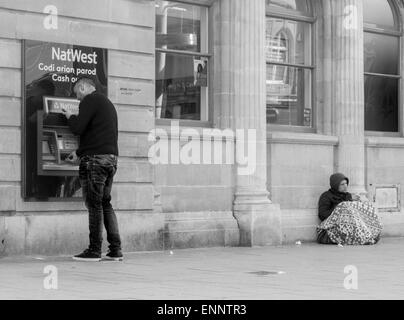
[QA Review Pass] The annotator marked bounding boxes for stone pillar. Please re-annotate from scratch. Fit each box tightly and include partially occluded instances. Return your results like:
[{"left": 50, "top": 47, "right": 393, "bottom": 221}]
[
  {"left": 213, "top": 0, "right": 282, "bottom": 246},
  {"left": 330, "top": 0, "right": 367, "bottom": 195}
]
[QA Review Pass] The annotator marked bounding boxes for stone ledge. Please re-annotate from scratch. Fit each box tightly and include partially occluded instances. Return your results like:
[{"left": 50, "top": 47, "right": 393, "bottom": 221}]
[
  {"left": 155, "top": 123, "right": 237, "bottom": 142},
  {"left": 366, "top": 136, "right": 404, "bottom": 148},
  {"left": 267, "top": 131, "right": 339, "bottom": 146},
  {"left": 0, "top": 0, "right": 155, "bottom": 28}
]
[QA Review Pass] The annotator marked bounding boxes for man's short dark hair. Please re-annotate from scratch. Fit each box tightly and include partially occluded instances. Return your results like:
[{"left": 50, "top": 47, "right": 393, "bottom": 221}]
[{"left": 74, "top": 76, "right": 96, "bottom": 90}]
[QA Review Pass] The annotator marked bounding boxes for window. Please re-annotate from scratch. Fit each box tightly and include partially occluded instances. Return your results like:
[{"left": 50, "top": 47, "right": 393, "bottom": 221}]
[
  {"left": 268, "top": 0, "right": 310, "bottom": 12},
  {"left": 364, "top": 0, "right": 401, "bottom": 133},
  {"left": 155, "top": 1, "right": 209, "bottom": 121},
  {"left": 265, "top": 0, "right": 314, "bottom": 128}
]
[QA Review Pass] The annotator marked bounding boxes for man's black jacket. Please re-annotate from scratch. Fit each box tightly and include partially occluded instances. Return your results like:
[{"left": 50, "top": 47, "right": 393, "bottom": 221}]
[{"left": 67, "top": 91, "right": 118, "bottom": 157}]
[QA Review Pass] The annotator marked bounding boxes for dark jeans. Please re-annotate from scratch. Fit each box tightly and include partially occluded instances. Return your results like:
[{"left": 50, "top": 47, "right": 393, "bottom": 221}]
[{"left": 79, "top": 154, "right": 121, "bottom": 254}]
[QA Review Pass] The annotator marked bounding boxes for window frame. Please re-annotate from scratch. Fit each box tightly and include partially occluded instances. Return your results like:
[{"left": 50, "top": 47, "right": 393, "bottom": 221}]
[
  {"left": 363, "top": 0, "right": 402, "bottom": 136},
  {"left": 265, "top": 1, "right": 317, "bottom": 133},
  {"left": 155, "top": 0, "right": 212, "bottom": 125}
]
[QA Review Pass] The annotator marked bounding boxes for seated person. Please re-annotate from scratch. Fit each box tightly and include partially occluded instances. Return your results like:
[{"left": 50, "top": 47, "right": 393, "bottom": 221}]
[{"left": 317, "top": 173, "right": 382, "bottom": 245}]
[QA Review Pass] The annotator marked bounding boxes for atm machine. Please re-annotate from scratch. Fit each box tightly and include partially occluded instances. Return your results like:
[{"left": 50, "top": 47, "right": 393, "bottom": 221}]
[{"left": 37, "top": 96, "right": 80, "bottom": 176}]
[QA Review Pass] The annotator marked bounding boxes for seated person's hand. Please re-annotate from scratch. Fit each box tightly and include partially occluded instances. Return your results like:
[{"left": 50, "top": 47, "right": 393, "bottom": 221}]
[
  {"left": 352, "top": 194, "right": 361, "bottom": 201},
  {"left": 359, "top": 194, "right": 370, "bottom": 202}
]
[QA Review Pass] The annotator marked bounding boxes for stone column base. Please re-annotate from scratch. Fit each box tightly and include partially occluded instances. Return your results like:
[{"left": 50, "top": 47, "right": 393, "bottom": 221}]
[{"left": 233, "top": 202, "right": 282, "bottom": 246}]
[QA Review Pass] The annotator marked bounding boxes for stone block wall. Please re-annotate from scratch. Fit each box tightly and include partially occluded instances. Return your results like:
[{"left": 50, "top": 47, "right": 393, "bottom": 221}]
[
  {"left": 0, "top": 0, "right": 160, "bottom": 256},
  {"left": 267, "top": 132, "right": 338, "bottom": 243}
]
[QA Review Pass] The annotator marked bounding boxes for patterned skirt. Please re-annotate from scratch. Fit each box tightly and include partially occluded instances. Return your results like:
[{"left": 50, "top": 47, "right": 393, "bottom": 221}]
[{"left": 317, "top": 201, "right": 382, "bottom": 245}]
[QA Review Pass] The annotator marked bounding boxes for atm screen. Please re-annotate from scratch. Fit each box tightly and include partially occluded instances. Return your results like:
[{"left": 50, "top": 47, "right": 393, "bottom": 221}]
[{"left": 57, "top": 133, "right": 79, "bottom": 156}]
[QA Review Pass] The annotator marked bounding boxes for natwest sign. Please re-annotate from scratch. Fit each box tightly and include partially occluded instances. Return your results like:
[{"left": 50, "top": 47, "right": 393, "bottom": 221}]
[
  {"left": 43, "top": 96, "right": 80, "bottom": 116},
  {"left": 51, "top": 47, "right": 98, "bottom": 64}
]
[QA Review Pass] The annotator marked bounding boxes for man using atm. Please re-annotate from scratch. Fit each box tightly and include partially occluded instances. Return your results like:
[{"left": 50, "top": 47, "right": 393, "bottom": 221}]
[{"left": 62, "top": 76, "right": 122, "bottom": 262}]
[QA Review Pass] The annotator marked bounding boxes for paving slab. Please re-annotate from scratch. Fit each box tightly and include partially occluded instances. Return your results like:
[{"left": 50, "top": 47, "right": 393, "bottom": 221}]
[{"left": 0, "top": 237, "right": 403, "bottom": 300}]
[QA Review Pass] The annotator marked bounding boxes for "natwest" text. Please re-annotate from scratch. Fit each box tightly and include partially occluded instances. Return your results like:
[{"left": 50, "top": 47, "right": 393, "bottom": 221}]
[{"left": 51, "top": 47, "right": 98, "bottom": 64}]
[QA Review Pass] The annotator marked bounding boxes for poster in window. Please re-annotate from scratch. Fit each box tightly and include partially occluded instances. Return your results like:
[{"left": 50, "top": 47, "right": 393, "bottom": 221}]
[
  {"left": 194, "top": 57, "right": 208, "bottom": 87},
  {"left": 23, "top": 40, "right": 108, "bottom": 200}
]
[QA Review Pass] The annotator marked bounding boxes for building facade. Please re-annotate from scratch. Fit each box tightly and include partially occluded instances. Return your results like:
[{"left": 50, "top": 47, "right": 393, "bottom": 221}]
[{"left": 0, "top": 0, "right": 403, "bottom": 256}]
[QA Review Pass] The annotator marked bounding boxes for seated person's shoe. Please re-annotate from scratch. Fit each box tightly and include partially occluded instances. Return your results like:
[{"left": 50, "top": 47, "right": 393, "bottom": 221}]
[
  {"left": 73, "top": 249, "right": 101, "bottom": 261},
  {"left": 105, "top": 250, "right": 123, "bottom": 261}
]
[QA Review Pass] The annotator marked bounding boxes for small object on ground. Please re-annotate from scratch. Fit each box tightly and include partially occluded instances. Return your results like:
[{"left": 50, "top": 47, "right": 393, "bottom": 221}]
[
  {"left": 295, "top": 241, "right": 302, "bottom": 245},
  {"left": 169, "top": 250, "right": 174, "bottom": 255},
  {"left": 34, "top": 257, "right": 44, "bottom": 260},
  {"left": 277, "top": 271, "right": 286, "bottom": 274},
  {"left": 338, "top": 243, "right": 344, "bottom": 247}
]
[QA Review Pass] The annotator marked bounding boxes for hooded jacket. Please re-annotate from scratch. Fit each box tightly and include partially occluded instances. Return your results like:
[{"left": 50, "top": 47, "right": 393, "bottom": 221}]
[{"left": 318, "top": 173, "right": 353, "bottom": 221}]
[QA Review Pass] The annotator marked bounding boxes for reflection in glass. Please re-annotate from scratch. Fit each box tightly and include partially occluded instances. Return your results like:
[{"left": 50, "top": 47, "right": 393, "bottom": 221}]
[
  {"left": 363, "top": 0, "right": 396, "bottom": 28},
  {"left": 266, "top": 0, "right": 310, "bottom": 12},
  {"left": 364, "top": 33, "right": 399, "bottom": 75},
  {"left": 266, "top": 65, "right": 311, "bottom": 126},
  {"left": 365, "top": 75, "right": 398, "bottom": 132},
  {"left": 156, "top": 0, "right": 202, "bottom": 52},
  {"left": 156, "top": 52, "right": 205, "bottom": 120},
  {"left": 266, "top": 17, "right": 311, "bottom": 66}
]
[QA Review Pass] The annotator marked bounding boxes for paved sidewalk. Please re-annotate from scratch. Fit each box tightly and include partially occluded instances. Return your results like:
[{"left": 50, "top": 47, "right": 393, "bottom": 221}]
[{"left": 0, "top": 237, "right": 403, "bottom": 300}]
